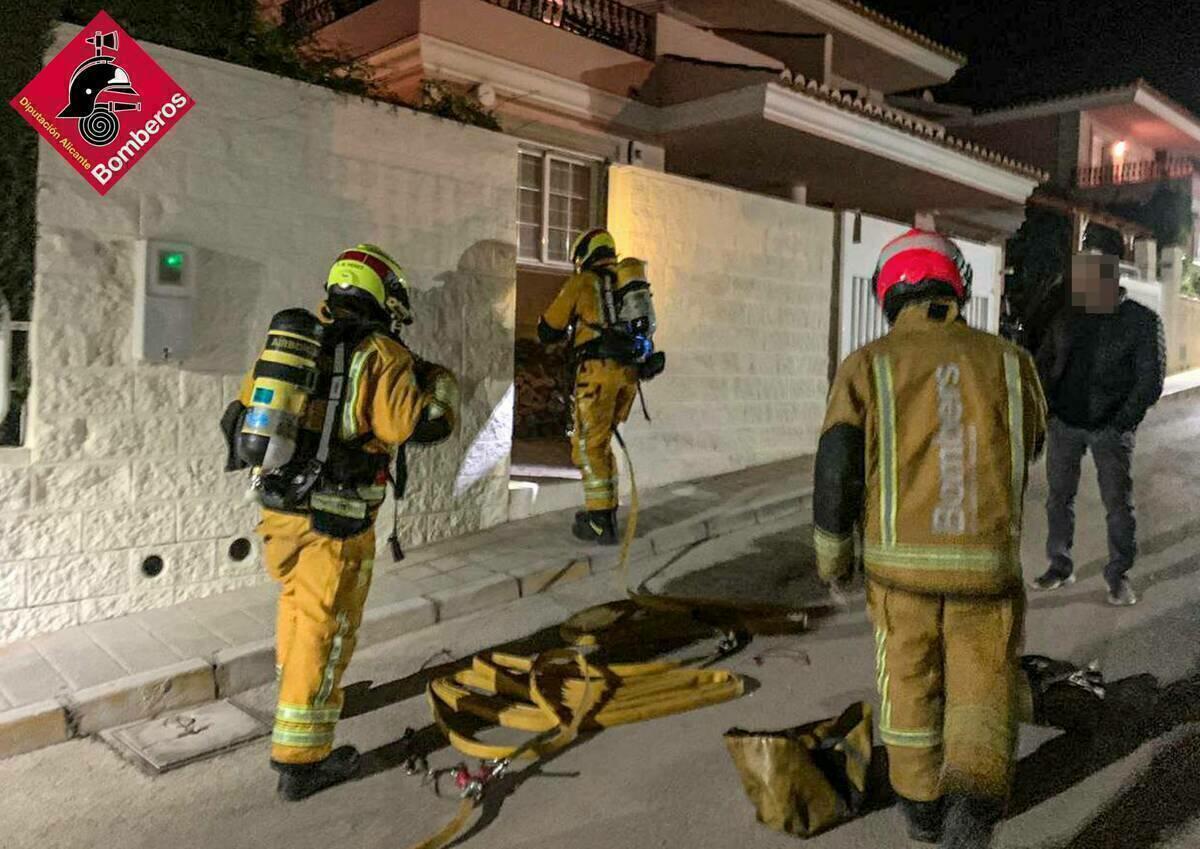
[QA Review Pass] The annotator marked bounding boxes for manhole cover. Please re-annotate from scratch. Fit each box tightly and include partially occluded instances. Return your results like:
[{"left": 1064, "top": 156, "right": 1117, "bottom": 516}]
[{"left": 101, "top": 700, "right": 269, "bottom": 774}]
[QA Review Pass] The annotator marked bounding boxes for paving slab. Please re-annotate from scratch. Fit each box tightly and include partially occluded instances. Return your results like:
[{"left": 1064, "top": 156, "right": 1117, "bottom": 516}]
[
  {"left": 132, "top": 608, "right": 230, "bottom": 660},
  {"left": 704, "top": 505, "right": 760, "bottom": 537},
  {"left": 423, "top": 553, "right": 475, "bottom": 574},
  {"left": 506, "top": 557, "right": 592, "bottom": 596},
  {"left": 231, "top": 583, "right": 279, "bottom": 608},
  {"left": 33, "top": 629, "right": 127, "bottom": 692},
  {"left": 358, "top": 597, "right": 438, "bottom": 648},
  {"left": 650, "top": 521, "right": 710, "bottom": 554},
  {"left": 83, "top": 617, "right": 182, "bottom": 675},
  {"left": 182, "top": 605, "right": 269, "bottom": 645},
  {"left": 590, "top": 537, "right": 654, "bottom": 573},
  {"left": 388, "top": 563, "right": 439, "bottom": 582},
  {"left": 0, "top": 642, "right": 67, "bottom": 707},
  {"left": 237, "top": 601, "right": 278, "bottom": 627},
  {"left": 100, "top": 699, "right": 268, "bottom": 774},
  {"left": 428, "top": 574, "right": 520, "bottom": 621},
  {"left": 366, "top": 575, "right": 423, "bottom": 607}
]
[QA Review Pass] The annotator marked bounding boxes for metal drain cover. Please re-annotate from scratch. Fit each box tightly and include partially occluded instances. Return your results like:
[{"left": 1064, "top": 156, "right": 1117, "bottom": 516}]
[{"left": 101, "top": 700, "right": 269, "bottom": 774}]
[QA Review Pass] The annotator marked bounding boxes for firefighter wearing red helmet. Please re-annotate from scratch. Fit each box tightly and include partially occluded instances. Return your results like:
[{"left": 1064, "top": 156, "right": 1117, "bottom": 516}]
[{"left": 813, "top": 229, "right": 1047, "bottom": 847}]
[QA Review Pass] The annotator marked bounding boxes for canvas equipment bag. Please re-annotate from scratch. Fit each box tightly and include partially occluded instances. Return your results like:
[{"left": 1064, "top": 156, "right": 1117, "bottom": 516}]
[{"left": 724, "top": 701, "right": 874, "bottom": 838}]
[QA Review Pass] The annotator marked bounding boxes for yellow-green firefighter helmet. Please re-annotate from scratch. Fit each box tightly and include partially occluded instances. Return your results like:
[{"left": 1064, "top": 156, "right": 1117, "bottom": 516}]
[
  {"left": 570, "top": 228, "right": 618, "bottom": 271},
  {"left": 325, "top": 243, "right": 413, "bottom": 326}
]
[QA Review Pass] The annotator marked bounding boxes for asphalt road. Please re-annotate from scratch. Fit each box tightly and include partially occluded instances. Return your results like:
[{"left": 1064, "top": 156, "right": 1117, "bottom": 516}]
[{"left": 4, "top": 392, "right": 1200, "bottom": 849}]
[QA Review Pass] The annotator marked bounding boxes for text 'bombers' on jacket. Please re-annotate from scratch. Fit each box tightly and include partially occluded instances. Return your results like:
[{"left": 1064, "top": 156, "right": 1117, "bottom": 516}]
[{"left": 813, "top": 299, "right": 1048, "bottom": 597}]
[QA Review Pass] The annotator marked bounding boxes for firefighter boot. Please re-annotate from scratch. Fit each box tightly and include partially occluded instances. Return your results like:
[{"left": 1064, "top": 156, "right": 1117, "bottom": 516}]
[
  {"left": 897, "top": 796, "right": 943, "bottom": 844},
  {"left": 274, "top": 745, "right": 362, "bottom": 801},
  {"left": 572, "top": 509, "right": 618, "bottom": 545},
  {"left": 1022, "top": 655, "right": 1106, "bottom": 734},
  {"left": 941, "top": 795, "right": 1003, "bottom": 849}
]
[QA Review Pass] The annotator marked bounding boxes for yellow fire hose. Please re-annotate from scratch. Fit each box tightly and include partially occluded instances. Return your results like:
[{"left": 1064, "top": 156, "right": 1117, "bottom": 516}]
[{"left": 408, "top": 433, "right": 812, "bottom": 849}]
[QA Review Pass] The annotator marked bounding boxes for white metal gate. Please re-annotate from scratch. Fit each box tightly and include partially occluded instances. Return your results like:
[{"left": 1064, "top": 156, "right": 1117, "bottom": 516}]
[
  {"left": 838, "top": 213, "right": 1002, "bottom": 360},
  {"left": 1120, "top": 262, "right": 1162, "bottom": 315}
]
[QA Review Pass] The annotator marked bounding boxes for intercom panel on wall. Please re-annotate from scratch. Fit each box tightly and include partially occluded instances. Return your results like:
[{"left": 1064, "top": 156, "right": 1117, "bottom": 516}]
[{"left": 133, "top": 239, "right": 195, "bottom": 363}]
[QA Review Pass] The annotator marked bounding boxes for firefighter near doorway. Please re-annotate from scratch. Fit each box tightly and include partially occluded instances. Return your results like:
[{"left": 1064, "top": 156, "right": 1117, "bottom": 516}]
[
  {"left": 536, "top": 228, "right": 666, "bottom": 545},
  {"left": 220, "top": 243, "right": 459, "bottom": 802}
]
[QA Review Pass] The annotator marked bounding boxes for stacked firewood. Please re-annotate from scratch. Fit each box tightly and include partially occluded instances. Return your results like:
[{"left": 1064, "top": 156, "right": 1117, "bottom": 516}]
[{"left": 515, "top": 338, "right": 573, "bottom": 439}]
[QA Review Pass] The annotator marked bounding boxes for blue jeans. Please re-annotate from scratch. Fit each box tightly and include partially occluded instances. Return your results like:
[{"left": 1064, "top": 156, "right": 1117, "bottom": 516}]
[{"left": 1045, "top": 418, "right": 1137, "bottom": 586}]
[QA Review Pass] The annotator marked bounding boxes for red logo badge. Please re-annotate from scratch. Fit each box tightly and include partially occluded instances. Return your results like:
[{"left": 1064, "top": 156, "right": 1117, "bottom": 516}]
[{"left": 9, "top": 11, "right": 194, "bottom": 196}]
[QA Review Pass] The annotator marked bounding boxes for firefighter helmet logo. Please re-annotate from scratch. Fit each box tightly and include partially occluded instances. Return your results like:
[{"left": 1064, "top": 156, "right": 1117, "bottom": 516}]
[
  {"left": 57, "top": 30, "right": 142, "bottom": 146},
  {"left": 11, "top": 10, "right": 193, "bottom": 195}
]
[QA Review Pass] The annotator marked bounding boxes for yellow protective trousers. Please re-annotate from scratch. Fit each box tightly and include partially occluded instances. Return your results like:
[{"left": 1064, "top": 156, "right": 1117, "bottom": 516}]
[
  {"left": 866, "top": 581, "right": 1030, "bottom": 803},
  {"left": 571, "top": 359, "right": 639, "bottom": 511},
  {"left": 258, "top": 510, "right": 376, "bottom": 765}
]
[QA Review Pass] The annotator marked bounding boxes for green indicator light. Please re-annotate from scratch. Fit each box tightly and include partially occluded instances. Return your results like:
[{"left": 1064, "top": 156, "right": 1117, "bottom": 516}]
[{"left": 158, "top": 250, "right": 185, "bottom": 284}]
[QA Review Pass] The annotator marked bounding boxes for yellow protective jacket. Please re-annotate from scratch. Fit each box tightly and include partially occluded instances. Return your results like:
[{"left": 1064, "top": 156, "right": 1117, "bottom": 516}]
[
  {"left": 538, "top": 265, "right": 614, "bottom": 350},
  {"left": 813, "top": 299, "right": 1047, "bottom": 597},
  {"left": 237, "top": 310, "right": 432, "bottom": 522}
]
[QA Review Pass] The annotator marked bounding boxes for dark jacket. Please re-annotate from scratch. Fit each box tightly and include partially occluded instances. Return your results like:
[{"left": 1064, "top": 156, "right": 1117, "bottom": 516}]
[{"left": 1035, "top": 295, "right": 1165, "bottom": 433}]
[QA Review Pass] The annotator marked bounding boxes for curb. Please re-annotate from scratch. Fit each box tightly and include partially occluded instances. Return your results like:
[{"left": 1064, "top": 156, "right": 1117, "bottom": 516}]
[
  {"left": 0, "top": 487, "right": 812, "bottom": 759},
  {"left": 0, "top": 700, "right": 70, "bottom": 758}
]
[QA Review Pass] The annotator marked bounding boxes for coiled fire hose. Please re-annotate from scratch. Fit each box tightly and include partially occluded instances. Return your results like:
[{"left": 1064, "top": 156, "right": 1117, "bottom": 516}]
[{"left": 406, "top": 432, "right": 813, "bottom": 849}]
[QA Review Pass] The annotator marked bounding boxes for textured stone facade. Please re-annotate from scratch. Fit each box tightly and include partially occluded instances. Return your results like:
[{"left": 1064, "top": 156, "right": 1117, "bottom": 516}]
[
  {"left": 606, "top": 167, "right": 834, "bottom": 489},
  {"left": 1, "top": 26, "right": 517, "bottom": 643}
]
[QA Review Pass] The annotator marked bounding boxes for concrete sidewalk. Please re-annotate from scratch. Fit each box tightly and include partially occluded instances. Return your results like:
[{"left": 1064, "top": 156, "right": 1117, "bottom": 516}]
[{"left": 0, "top": 456, "right": 813, "bottom": 758}]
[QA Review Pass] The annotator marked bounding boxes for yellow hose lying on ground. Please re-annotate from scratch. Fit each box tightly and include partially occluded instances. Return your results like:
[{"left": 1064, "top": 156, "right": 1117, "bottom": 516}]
[
  {"left": 409, "top": 433, "right": 811, "bottom": 849},
  {"left": 560, "top": 431, "right": 811, "bottom": 646}
]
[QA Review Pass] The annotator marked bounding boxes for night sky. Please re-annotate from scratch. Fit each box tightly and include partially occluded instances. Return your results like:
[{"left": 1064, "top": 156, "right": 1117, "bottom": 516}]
[{"left": 864, "top": 0, "right": 1200, "bottom": 115}]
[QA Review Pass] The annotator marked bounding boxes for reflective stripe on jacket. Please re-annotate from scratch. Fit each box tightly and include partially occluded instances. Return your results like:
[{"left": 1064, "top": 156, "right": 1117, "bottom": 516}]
[
  {"left": 236, "top": 311, "right": 432, "bottom": 524},
  {"left": 814, "top": 299, "right": 1047, "bottom": 596}
]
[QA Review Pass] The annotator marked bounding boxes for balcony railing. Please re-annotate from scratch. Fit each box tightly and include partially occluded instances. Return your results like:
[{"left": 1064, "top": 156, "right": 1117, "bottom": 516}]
[
  {"left": 1075, "top": 158, "right": 1195, "bottom": 188},
  {"left": 281, "top": 0, "right": 374, "bottom": 33},
  {"left": 482, "top": 0, "right": 655, "bottom": 59},
  {"left": 281, "top": 0, "right": 656, "bottom": 60}
]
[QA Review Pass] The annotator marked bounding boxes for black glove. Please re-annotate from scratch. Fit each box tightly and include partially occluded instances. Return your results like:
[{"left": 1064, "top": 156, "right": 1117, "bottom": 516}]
[
  {"left": 219, "top": 401, "right": 248, "bottom": 472},
  {"left": 638, "top": 351, "right": 666, "bottom": 381},
  {"left": 537, "top": 318, "right": 568, "bottom": 346},
  {"left": 410, "top": 359, "right": 458, "bottom": 445}
]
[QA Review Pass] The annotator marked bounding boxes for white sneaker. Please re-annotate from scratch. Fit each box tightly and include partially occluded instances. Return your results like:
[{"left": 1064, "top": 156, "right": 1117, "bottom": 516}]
[
  {"left": 1031, "top": 570, "right": 1076, "bottom": 591},
  {"left": 1106, "top": 578, "right": 1138, "bottom": 607}
]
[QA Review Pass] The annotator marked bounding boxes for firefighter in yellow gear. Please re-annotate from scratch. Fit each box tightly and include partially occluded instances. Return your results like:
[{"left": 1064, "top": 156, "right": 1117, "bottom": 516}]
[
  {"left": 224, "top": 244, "right": 457, "bottom": 801},
  {"left": 538, "top": 228, "right": 641, "bottom": 545},
  {"left": 813, "top": 230, "right": 1047, "bottom": 848}
]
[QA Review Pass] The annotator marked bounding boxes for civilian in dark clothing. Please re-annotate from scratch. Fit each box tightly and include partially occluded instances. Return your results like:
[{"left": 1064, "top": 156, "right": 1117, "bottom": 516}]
[{"left": 1033, "top": 252, "right": 1165, "bottom": 605}]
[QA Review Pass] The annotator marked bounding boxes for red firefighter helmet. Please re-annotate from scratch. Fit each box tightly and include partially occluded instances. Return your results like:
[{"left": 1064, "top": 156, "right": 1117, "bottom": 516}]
[{"left": 872, "top": 229, "right": 972, "bottom": 308}]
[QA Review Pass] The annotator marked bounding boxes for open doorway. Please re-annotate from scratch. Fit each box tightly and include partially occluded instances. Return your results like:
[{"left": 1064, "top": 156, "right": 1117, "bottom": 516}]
[
  {"left": 510, "top": 142, "right": 605, "bottom": 516},
  {"left": 512, "top": 267, "right": 576, "bottom": 478}
]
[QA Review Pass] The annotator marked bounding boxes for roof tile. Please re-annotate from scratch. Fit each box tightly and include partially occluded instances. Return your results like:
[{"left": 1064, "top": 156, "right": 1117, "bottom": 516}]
[{"left": 830, "top": 0, "right": 966, "bottom": 64}]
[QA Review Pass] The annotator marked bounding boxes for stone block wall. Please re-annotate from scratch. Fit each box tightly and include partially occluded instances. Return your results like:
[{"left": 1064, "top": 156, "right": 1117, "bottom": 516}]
[
  {"left": 606, "top": 166, "right": 834, "bottom": 489},
  {"left": 0, "top": 25, "right": 517, "bottom": 642}
]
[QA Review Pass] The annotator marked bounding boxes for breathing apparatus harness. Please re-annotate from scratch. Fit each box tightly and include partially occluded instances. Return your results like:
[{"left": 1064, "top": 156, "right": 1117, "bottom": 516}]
[
  {"left": 224, "top": 311, "right": 413, "bottom": 556},
  {"left": 571, "top": 260, "right": 666, "bottom": 421}
]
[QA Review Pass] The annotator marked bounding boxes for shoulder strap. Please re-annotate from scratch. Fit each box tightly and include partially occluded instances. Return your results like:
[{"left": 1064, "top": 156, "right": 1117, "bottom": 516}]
[
  {"left": 598, "top": 268, "right": 619, "bottom": 327},
  {"left": 316, "top": 341, "right": 348, "bottom": 465}
]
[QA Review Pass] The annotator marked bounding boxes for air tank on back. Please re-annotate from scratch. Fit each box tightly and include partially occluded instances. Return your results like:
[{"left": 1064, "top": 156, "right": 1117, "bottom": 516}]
[{"left": 237, "top": 308, "right": 325, "bottom": 474}]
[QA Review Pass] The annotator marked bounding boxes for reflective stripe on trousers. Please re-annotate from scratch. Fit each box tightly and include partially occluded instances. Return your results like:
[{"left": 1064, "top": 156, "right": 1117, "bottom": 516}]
[
  {"left": 258, "top": 512, "right": 376, "bottom": 765},
  {"left": 571, "top": 360, "right": 638, "bottom": 512}
]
